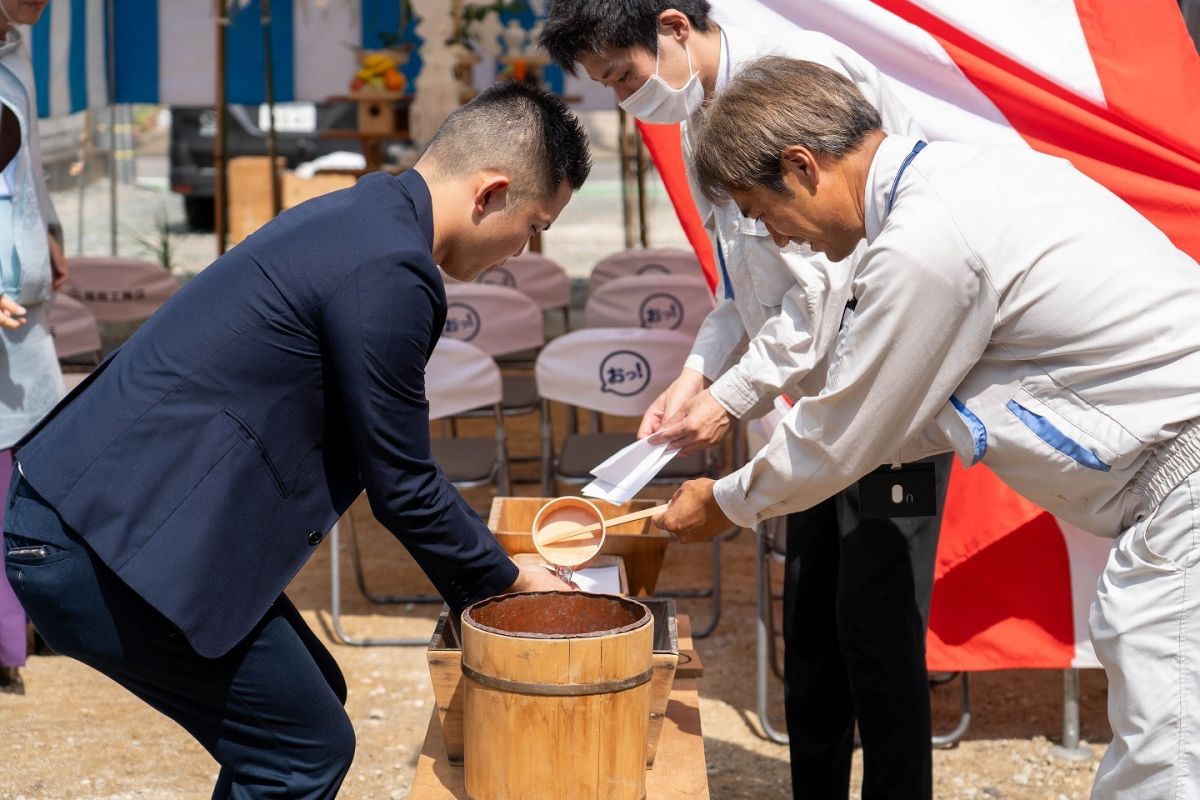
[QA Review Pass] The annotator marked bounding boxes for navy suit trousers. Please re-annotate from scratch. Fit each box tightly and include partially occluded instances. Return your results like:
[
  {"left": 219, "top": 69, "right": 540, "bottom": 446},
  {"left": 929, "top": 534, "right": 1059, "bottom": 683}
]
[{"left": 3, "top": 474, "right": 355, "bottom": 799}]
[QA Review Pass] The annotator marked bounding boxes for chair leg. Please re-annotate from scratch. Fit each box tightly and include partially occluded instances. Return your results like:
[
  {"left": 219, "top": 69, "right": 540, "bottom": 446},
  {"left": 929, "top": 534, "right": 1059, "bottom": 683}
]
[
  {"left": 495, "top": 404, "right": 511, "bottom": 496},
  {"left": 757, "top": 523, "right": 789, "bottom": 744},
  {"left": 346, "top": 508, "right": 441, "bottom": 606},
  {"left": 328, "top": 523, "right": 430, "bottom": 647},
  {"left": 931, "top": 672, "right": 972, "bottom": 748},
  {"left": 540, "top": 399, "right": 555, "bottom": 497},
  {"left": 659, "top": 534, "right": 724, "bottom": 638}
]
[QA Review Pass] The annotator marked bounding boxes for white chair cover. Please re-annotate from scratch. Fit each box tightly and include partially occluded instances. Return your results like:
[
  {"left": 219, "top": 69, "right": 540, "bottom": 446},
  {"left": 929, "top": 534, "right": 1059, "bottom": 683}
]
[
  {"left": 48, "top": 293, "right": 101, "bottom": 360},
  {"left": 425, "top": 338, "right": 502, "bottom": 420},
  {"left": 587, "top": 247, "right": 703, "bottom": 294},
  {"left": 442, "top": 282, "right": 545, "bottom": 357},
  {"left": 477, "top": 252, "right": 570, "bottom": 312},
  {"left": 585, "top": 274, "right": 715, "bottom": 336},
  {"left": 535, "top": 327, "right": 694, "bottom": 417},
  {"left": 64, "top": 257, "right": 179, "bottom": 322}
]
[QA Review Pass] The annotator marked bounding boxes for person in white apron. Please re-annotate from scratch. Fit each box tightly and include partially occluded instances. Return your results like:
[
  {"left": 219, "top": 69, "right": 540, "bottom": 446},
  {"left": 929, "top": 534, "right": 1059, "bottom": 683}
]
[
  {"left": 0, "top": 0, "right": 67, "bottom": 693},
  {"left": 660, "top": 55, "right": 1200, "bottom": 800}
]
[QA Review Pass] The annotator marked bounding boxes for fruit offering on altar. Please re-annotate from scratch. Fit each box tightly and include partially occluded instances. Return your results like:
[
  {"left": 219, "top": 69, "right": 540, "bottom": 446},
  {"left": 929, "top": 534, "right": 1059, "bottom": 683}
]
[{"left": 349, "top": 50, "right": 406, "bottom": 93}]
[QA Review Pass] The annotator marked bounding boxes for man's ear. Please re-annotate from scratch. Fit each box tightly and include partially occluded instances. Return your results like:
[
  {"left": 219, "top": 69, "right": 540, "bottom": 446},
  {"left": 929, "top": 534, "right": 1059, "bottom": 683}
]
[
  {"left": 780, "top": 145, "right": 820, "bottom": 192},
  {"left": 657, "top": 8, "right": 691, "bottom": 43},
  {"left": 473, "top": 174, "right": 512, "bottom": 218}
]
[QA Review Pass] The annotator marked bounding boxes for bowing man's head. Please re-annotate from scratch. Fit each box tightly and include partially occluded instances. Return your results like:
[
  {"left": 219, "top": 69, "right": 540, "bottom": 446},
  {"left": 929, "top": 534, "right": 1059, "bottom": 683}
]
[
  {"left": 693, "top": 56, "right": 885, "bottom": 264},
  {"left": 415, "top": 81, "right": 592, "bottom": 282}
]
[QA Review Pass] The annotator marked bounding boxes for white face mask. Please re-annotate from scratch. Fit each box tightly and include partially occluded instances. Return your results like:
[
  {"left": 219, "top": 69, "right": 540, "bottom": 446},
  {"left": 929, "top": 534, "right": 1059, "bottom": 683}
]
[{"left": 618, "top": 37, "right": 704, "bottom": 125}]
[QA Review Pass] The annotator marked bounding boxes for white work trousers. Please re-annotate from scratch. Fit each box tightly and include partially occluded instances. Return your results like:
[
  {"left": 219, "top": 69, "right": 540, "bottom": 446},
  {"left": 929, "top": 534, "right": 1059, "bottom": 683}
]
[{"left": 1091, "top": 469, "right": 1200, "bottom": 799}]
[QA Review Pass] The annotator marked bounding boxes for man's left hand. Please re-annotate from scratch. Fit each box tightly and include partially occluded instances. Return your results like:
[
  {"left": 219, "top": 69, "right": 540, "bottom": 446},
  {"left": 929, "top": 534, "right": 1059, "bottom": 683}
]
[
  {"left": 48, "top": 234, "right": 69, "bottom": 291},
  {"left": 649, "top": 389, "right": 733, "bottom": 456},
  {"left": 652, "top": 478, "right": 736, "bottom": 544}
]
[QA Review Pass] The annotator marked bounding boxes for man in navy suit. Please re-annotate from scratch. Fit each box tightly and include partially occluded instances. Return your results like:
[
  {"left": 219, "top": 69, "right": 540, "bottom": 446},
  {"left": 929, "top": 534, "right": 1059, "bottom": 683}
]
[{"left": 3, "top": 82, "right": 591, "bottom": 798}]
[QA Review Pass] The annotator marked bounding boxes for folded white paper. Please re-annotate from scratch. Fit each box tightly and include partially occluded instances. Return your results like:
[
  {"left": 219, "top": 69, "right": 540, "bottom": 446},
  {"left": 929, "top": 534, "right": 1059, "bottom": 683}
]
[
  {"left": 540, "top": 562, "right": 623, "bottom": 594},
  {"left": 581, "top": 437, "right": 680, "bottom": 504}
]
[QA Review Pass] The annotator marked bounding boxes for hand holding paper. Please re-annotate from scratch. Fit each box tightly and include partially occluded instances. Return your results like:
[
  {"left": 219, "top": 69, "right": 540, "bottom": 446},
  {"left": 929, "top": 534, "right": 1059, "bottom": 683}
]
[{"left": 582, "top": 436, "right": 682, "bottom": 504}]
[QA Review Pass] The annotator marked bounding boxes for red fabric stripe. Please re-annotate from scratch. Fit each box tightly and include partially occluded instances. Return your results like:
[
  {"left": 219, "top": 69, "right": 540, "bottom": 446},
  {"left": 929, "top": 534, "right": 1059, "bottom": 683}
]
[
  {"left": 926, "top": 464, "right": 1075, "bottom": 671},
  {"left": 635, "top": 121, "right": 720, "bottom": 291},
  {"left": 1074, "top": 0, "right": 1200, "bottom": 143},
  {"left": 872, "top": 0, "right": 1200, "bottom": 259}
]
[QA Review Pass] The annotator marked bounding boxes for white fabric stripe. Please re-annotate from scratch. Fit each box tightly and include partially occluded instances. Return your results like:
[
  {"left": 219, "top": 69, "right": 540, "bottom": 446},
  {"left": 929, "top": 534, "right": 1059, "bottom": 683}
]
[
  {"left": 292, "top": 0, "right": 357, "bottom": 103},
  {"left": 158, "top": 3, "right": 217, "bottom": 106},
  {"left": 713, "top": 0, "right": 1024, "bottom": 146},
  {"left": 1056, "top": 519, "right": 1112, "bottom": 669},
  {"left": 911, "top": 0, "right": 1106, "bottom": 107},
  {"left": 86, "top": 0, "right": 107, "bottom": 109},
  {"left": 48, "top": 0, "right": 72, "bottom": 117}
]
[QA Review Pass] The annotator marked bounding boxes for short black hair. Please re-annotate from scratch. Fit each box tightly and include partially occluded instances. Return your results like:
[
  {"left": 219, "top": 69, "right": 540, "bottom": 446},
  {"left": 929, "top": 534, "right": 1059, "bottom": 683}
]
[
  {"left": 538, "top": 0, "right": 713, "bottom": 76},
  {"left": 422, "top": 80, "right": 592, "bottom": 201}
]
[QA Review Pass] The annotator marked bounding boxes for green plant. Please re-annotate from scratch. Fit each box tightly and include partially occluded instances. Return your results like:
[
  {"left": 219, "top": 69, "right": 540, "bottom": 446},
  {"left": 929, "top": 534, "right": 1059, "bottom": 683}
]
[{"left": 129, "top": 205, "right": 176, "bottom": 271}]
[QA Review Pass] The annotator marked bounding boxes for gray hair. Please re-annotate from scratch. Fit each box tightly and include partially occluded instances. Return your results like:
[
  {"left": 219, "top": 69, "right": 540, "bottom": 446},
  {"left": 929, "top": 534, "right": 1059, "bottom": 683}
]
[{"left": 693, "top": 56, "right": 882, "bottom": 203}]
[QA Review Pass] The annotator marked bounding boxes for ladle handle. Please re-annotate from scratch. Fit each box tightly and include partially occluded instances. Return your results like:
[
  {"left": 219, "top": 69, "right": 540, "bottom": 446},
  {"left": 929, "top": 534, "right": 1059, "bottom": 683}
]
[{"left": 538, "top": 504, "right": 669, "bottom": 546}]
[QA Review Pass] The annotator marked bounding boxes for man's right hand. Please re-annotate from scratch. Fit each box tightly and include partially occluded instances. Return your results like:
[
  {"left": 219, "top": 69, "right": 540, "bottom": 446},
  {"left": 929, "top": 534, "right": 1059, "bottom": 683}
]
[
  {"left": 505, "top": 562, "right": 576, "bottom": 594},
  {"left": 637, "top": 368, "right": 709, "bottom": 439},
  {"left": 0, "top": 294, "right": 26, "bottom": 330}
]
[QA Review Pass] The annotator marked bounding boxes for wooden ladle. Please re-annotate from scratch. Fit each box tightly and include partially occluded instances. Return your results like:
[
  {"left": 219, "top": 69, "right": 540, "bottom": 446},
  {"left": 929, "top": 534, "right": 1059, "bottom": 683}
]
[{"left": 536, "top": 503, "right": 669, "bottom": 546}]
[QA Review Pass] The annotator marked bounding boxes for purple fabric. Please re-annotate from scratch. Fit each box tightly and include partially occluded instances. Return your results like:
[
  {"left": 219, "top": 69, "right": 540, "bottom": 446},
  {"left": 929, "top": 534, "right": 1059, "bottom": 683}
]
[{"left": 0, "top": 449, "right": 26, "bottom": 667}]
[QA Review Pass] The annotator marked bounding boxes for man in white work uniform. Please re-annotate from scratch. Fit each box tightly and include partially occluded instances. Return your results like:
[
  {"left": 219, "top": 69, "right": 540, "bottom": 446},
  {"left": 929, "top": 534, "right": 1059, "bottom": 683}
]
[
  {"left": 540, "top": 4, "right": 951, "bottom": 797},
  {"left": 657, "top": 55, "right": 1200, "bottom": 800}
]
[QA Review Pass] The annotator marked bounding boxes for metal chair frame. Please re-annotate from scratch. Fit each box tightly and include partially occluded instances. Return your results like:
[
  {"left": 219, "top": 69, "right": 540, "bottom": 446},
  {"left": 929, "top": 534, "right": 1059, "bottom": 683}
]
[
  {"left": 329, "top": 349, "right": 509, "bottom": 646},
  {"left": 755, "top": 519, "right": 973, "bottom": 747}
]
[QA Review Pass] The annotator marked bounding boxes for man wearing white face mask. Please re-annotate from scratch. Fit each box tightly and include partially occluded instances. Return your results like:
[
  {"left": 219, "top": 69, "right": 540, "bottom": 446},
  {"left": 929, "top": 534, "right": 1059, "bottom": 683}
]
[{"left": 541, "top": 3, "right": 949, "bottom": 798}]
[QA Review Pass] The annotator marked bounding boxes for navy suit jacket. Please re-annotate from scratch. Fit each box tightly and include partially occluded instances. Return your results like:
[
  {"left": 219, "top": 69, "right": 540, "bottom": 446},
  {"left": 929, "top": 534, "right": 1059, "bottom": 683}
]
[{"left": 15, "top": 170, "right": 518, "bottom": 658}]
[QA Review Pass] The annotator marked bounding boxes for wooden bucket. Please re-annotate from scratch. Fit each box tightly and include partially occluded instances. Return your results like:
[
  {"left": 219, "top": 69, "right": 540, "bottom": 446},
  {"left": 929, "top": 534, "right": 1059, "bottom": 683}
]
[{"left": 462, "top": 591, "right": 654, "bottom": 800}]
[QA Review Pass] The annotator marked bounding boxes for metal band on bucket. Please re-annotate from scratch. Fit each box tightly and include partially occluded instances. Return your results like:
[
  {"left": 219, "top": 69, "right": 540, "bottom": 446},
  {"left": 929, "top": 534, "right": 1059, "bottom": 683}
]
[{"left": 461, "top": 662, "right": 654, "bottom": 697}]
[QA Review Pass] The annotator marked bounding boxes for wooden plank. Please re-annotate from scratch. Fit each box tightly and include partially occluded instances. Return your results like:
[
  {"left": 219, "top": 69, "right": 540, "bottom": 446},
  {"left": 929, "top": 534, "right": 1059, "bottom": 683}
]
[{"left": 675, "top": 614, "right": 704, "bottom": 679}]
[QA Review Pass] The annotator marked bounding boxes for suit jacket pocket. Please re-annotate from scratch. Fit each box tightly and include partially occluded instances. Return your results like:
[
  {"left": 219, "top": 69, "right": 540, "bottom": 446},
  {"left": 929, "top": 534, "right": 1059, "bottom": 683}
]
[{"left": 222, "top": 409, "right": 290, "bottom": 498}]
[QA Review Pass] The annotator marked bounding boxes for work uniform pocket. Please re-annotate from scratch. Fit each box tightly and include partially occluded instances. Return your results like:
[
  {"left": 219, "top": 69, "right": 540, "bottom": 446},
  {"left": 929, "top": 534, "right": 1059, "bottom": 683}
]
[{"left": 1134, "top": 472, "right": 1200, "bottom": 571}]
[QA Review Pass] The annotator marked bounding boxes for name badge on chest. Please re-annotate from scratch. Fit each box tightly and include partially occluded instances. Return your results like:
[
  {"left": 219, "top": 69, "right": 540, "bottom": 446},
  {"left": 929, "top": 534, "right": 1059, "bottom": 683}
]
[{"left": 857, "top": 462, "right": 938, "bottom": 519}]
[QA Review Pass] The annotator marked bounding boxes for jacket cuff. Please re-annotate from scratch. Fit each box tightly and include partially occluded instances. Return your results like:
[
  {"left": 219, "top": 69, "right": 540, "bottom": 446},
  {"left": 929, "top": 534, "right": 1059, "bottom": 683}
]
[
  {"left": 713, "top": 470, "right": 761, "bottom": 530},
  {"left": 462, "top": 557, "right": 520, "bottom": 610},
  {"left": 708, "top": 369, "right": 762, "bottom": 420}
]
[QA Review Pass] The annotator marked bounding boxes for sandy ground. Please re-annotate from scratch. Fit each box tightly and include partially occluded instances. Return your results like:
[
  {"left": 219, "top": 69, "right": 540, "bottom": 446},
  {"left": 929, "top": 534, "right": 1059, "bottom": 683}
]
[{"left": 0, "top": 407, "right": 1111, "bottom": 800}]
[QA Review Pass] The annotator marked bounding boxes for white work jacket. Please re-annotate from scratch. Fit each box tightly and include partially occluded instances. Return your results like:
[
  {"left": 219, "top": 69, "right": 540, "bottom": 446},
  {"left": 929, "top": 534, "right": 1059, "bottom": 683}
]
[
  {"left": 714, "top": 135, "right": 1200, "bottom": 537},
  {"left": 681, "top": 24, "right": 922, "bottom": 419}
]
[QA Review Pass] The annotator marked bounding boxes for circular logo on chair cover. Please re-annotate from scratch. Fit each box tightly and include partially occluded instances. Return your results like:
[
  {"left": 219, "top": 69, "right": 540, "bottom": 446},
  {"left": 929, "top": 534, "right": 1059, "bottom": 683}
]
[
  {"left": 477, "top": 267, "right": 517, "bottom": 289},
  {"left": 444, "top": 303, "right": 481, "bottom": 341},
  {"left": 638, "top": 293, "right": 684, "bottom": 330},
  {"left": 599, "top": 350, "right": 652, "bottom": 397},
  {"left": 635, "top": 262, "right": 670, "bottom": 275}
]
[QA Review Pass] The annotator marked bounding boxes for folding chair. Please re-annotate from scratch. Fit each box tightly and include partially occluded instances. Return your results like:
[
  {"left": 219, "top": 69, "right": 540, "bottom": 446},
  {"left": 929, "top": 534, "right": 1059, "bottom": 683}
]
[
  {"left": 587, "top": 247, "right": 702, "bottom": 295},
  {"left": 585, "top": 274, "right": 716, "bottom": 337},
  {"left": 63, "top": 257, "right": 179, "bottom": 355},
  {"left": 535, "top": 327, "right": 730, "bottom": 636},
  {"left": 329, "top": 338, "right": 509, "bottom": 647},
  {"left": 441, "top": 282, "right": 544, "bottom": 448},
  {"left": 48, "top": 294, "right": 101, "bottom": 392},
  {"left": 478, "top": 252, "right": 572, "bottom": 334}
]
